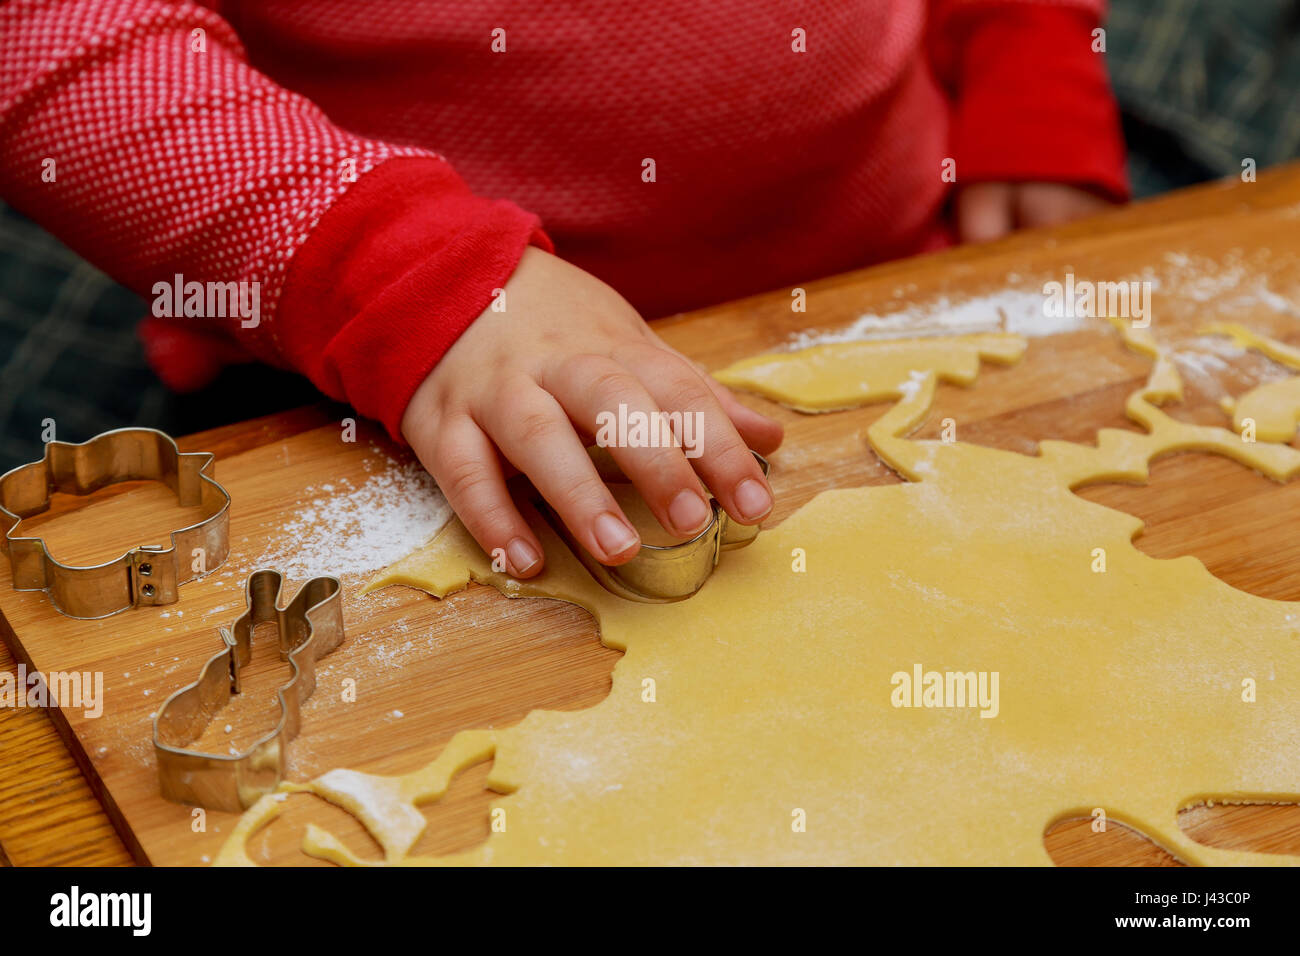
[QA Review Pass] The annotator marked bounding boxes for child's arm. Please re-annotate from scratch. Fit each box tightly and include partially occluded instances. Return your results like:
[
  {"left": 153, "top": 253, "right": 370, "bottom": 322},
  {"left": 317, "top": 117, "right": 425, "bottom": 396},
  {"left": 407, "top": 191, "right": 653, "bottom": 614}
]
[
  {"left": 0, "top": 0, "right": 782, "bottom": 577},
  {"left": 0, "top": 0, "right": 534, "bottom": 424},
  {"left": 928, "top": 0, "right": 1130, "bottom": 240}
]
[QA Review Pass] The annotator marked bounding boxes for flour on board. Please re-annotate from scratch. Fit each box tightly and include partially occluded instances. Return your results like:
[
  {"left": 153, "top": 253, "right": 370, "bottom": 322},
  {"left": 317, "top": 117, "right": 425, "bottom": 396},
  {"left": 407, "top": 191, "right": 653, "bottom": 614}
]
[
  {"left": 786, "top": 290, "right": 1089, "bottom": 350},
  {"left": 788, "top": 252, "right": 1298, "bottom": 351},
  {"left": 254, "top": 459, "right": 452, "bottom": 580}
]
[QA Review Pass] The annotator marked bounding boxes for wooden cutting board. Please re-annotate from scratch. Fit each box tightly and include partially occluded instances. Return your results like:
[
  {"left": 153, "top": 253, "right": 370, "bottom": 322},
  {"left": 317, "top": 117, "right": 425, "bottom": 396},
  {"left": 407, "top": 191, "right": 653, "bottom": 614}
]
[{"left": 3, "top": 168, "right": 1300, "bottom": 866}]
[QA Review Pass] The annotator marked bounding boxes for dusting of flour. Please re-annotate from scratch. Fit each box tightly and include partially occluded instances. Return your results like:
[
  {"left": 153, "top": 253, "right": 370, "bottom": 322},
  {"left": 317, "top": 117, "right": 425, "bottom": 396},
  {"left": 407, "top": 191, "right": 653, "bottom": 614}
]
[
  {"left": 787, "top": 252, "right": 1299, "bottom": 352},
  {"left": 787, "top": 290, "right": 1086, "bottom": 349},
  {"left": 254, "top": 459, "right": 451, "bottom": 580}
]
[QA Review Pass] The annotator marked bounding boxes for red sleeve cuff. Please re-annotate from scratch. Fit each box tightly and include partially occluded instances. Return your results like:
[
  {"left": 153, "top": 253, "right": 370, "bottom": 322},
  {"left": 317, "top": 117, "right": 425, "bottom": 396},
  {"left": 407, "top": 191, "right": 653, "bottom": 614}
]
[
  {"left": 942, "top": 5, "right": 1130, "bottom": 202},
  {"left": 275, "top": 156, "right": 553, "bottom": 440}
]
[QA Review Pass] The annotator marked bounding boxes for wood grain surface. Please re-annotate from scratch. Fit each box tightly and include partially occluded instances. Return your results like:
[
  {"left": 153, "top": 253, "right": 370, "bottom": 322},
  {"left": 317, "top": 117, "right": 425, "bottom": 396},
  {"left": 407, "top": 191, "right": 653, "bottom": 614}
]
[{"left": 3, "top": 165, "right": 1300, "bottom": 866}]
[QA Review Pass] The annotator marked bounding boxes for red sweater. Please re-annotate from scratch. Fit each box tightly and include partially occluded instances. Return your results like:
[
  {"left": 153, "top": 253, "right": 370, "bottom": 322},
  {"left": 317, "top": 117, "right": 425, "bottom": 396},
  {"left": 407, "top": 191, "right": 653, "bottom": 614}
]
[{"left": 0, "top": 0, "right": 1126, "bottom": 440}]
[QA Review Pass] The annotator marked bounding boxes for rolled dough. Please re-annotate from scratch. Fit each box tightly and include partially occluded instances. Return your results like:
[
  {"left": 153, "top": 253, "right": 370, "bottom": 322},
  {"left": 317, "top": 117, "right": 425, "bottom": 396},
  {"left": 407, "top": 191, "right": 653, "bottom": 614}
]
[{"left": 217, "top": 324, "right": 1300, "bottom": 866}]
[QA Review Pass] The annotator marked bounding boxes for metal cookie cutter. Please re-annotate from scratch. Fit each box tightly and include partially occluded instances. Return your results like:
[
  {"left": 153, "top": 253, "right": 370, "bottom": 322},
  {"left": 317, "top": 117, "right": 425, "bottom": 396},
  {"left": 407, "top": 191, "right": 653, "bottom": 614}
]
[
  {"left": 0, "top": 428, "right": 230, "bottom": 619},
  {"left": 153, "top": 569, "right": 344, "bottom": 812},
  {"left": 537, "top": 448, "right": 770, "bottom": 603}
]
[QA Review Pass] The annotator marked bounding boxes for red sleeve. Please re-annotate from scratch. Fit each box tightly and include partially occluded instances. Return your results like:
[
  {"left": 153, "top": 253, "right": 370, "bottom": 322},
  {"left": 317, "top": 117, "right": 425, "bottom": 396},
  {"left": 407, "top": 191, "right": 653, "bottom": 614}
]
[
  {"left": 0, "top": 0, "right": 549, "bottom": 441},
  {"left": 272, "top": 158, "right": 551, "bottom": 439},
  {"left": 929, "top": 0, "right": 1130, "bottom": 202}
]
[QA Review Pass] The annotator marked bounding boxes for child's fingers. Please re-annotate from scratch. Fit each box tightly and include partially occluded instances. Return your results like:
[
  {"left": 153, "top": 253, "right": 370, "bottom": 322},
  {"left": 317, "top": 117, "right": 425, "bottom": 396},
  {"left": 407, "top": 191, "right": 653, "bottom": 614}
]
[
  {"left": 1015, "top": 182, "right": 1112, "bottom": 229},
  {"left": 478, "top": 383, "right": 642, "bottom": 565},
  {"left": 409, "top": 416, "right": 546, "bottom": 578},
  {"left": 541, "top": 355, "right": 713, "bottom": 539},
  {"left": 703, "top": 377, "right": 784, "bottom": 455},
  {"left": 643, "top": 332, "right": 785, "bottom": 454},
  {"left": 956, "top": 182, "right": 1014, "bottom": 243},
  {"left": 618, "top": 345, "right": 774, "bottom": 525}
]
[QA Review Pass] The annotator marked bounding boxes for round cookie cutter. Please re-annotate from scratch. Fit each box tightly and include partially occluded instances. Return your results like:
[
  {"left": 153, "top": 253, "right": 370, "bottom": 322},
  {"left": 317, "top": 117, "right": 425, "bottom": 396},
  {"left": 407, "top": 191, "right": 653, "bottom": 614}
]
[{"left": 536, "top": 448, "right": 770, "bottom": 602}]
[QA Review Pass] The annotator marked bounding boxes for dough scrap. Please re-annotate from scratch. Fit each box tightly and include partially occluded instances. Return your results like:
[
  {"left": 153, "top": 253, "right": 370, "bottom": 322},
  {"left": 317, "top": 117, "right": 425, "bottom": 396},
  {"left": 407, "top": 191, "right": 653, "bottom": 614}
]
[
  {"left": 1205, "top": 322, "right": 1300, "bottom": 443},
  {"left": 217, "top": 325, "right": 1300, "bottom": 866},
  {"left": 711, "top": 332, "right": 1026, "bottom": 412}
]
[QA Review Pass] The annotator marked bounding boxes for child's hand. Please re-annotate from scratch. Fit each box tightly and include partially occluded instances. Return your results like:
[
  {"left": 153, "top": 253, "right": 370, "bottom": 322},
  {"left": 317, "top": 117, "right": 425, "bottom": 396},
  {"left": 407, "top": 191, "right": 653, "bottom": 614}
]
[
  {"left": 956, "top": 182, "right": 1113, "bottom": 243},
  {"left": 400, "top": 247, "right": 784, "bottom": 578}
]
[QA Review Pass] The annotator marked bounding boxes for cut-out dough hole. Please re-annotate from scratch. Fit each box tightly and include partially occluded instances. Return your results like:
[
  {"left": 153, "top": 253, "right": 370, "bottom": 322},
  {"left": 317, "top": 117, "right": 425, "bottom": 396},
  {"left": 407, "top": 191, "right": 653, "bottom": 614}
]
[
  {"left": 762, "top": 404, "right": 905, "bottom": 526},
  {"left": 911, "top": 334, "right": 1150, "bottom": 454},
  {"left": 1044, "top": 803, "right": 1300, "bottom": 865},
  {"left": 409, "top": 758, "right": 497, "bottom": 858},
  {"left": 246, "top": 791, "right": 384, "bottom": 866},
  {"left": 1179, "top": 802, "right": 1300, "bottom": 856},
  {"left": 921, "top": 378, "right": 1146, "bottom": 455},
  {"left": 1074, "top": 451, "right": 1300, "bottom": 600},
  {"left": 1043, "top": 817, "right": 1185, "bottom": 867}
]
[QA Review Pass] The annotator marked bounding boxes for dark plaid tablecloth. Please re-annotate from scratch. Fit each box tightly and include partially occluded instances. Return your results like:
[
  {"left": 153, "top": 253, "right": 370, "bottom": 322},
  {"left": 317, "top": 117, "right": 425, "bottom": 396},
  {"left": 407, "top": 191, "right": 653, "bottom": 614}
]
[
  {"left": 1106, "top": 0, "right": 1300, "bottom": 195},
  {"left": 0, "top": 200, "right": 320, "bottom": 472}
]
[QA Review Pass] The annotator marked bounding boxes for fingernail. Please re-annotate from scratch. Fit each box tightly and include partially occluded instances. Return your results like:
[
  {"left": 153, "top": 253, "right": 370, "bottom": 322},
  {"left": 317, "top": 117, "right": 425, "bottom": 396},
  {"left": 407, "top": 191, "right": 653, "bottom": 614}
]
[
  {"left": 734, "top": 478, "right": 772, "bottom": 522},
  {"left": 506, "top": 537, "right": 541, "bottom": 576},
  {"left": 668, "top": 489, "right": 711, "bottom": 535},
  {"left": 593, "top": 512, "right": 639, "bottom": 557}
]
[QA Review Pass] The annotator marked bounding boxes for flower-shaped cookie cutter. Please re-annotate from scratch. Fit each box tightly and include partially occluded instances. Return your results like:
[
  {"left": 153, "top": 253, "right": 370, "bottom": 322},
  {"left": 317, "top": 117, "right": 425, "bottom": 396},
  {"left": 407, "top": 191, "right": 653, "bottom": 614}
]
[
  {"left": 0, "top": 428, "right": 230, "bottom": 619},
  {"left": 153, "top": 569, "right": 344, "bottom": 812}
]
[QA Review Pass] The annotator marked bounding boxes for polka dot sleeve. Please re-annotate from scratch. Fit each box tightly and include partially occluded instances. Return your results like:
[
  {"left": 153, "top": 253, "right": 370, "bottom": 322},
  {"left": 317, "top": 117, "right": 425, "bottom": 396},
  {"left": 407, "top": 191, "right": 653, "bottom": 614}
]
[{"left": 0, "top": 0, "right": 547, "bottom": 437}]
